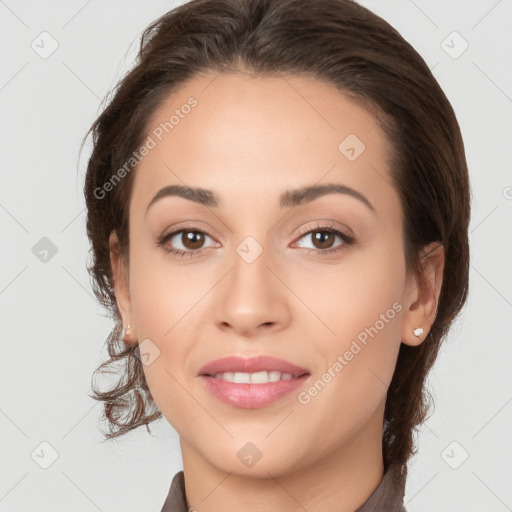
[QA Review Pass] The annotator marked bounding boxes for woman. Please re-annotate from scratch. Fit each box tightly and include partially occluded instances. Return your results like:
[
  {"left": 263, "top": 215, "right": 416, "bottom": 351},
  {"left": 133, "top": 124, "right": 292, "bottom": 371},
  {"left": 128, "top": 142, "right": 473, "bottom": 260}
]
[{"left": 83, "top": 0, "right": 471, "bottom": 510}]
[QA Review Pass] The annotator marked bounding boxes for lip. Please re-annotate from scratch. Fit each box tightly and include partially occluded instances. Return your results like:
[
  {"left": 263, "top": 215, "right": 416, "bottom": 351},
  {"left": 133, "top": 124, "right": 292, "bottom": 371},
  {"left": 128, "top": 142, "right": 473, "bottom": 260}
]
[
  {"left": 197, "top": 356, "right": 311, "bottom": 409},
  {"left": 197, "top": 355, "right": 309, "bottom": 377},
  {"left": 199, "top": 374, "right": 310, "bottom": 408}
]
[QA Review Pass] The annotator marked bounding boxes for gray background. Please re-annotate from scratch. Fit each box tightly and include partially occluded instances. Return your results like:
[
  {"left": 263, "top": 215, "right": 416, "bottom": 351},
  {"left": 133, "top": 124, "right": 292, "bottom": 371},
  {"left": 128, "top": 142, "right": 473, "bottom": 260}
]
[{"left": 1, "top": 0, "right": 511, "bottom": 511}]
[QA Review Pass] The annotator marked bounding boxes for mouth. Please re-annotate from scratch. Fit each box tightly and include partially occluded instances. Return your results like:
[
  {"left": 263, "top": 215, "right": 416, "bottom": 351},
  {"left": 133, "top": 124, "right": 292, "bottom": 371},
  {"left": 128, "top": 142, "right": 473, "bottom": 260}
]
[
  {"left": 205, "top": 370, "right": 308, "bottom": 383},
  {"left": 197, "top": 354, "right": 310, "bottom": 377},
  {"left": 197, "top": 355, "right": 311, "bottom": 408}
]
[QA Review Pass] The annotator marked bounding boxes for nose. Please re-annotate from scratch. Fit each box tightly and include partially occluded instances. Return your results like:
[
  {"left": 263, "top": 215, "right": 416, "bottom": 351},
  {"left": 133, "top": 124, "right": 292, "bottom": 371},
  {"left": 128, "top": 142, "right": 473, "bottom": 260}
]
[{"left": 214, "top": 245, "right": 291, "bottom": 337}]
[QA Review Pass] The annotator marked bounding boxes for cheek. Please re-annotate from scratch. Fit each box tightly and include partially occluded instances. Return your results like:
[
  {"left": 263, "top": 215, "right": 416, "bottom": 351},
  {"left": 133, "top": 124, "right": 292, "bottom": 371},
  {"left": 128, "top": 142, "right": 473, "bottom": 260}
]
[
  {"left": 128, "top": 241, "right": 212, "bottom": 337},
  {"left": 294, "top": 299, "right": 403, "bottom": 460},
  {"left": 289, "top": 239, "right": 406, "bottom": 345},
  {"left": 127, "top": 247, "right": 214, "bottom": 427},
  {"left": 289, "top": 245, "right": 405, "bottom": 418},
  {"left": 141, "top": 358, "right": 213, "bottom": 450}
]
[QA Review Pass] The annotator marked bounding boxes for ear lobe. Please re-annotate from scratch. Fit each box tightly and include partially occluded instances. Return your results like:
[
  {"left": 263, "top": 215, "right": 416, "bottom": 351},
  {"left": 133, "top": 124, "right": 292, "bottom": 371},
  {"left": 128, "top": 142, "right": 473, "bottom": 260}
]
[
  {"left": 401, "top": 242, "right": 445, "bottom": 347},
  {"left": 109, "top": 231, "right": 136, "bottom": 345}
]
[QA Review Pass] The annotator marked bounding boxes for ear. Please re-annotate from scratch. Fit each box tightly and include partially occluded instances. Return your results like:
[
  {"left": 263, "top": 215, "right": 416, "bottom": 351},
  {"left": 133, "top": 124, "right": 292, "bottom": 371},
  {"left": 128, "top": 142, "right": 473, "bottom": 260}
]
[
  {"left": 109, "top": 231, "right": 137, "bottom": 346},
  {"left": 401, "top": 242, "right": 444, "bottom": 347}
]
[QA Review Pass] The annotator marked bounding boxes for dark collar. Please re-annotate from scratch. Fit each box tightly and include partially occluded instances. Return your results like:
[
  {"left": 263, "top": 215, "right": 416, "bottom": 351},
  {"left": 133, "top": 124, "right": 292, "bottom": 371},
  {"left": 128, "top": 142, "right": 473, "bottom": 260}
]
[{"left": 160, "top": 463, "right": 407, "bottom": 512}]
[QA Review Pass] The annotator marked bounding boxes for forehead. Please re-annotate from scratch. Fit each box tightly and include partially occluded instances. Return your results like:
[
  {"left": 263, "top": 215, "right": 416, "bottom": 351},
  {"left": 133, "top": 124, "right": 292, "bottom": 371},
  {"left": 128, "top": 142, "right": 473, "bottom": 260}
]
[{"left": 132, "top": 71, "right": 397, "bottom": 216}]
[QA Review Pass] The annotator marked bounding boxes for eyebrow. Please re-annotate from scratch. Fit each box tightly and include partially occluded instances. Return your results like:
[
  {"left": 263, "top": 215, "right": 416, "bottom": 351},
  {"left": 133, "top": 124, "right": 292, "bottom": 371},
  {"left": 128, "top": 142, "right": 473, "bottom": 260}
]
[{"left": 145, "top": 183, "right": 376, "bottom": 214}]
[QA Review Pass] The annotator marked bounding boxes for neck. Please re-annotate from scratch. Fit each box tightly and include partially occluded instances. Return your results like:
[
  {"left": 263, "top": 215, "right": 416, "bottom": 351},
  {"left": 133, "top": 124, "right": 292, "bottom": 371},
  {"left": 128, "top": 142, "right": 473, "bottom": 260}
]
[{"left": 180, "top": 409, "right": 386, "bottom": 512}]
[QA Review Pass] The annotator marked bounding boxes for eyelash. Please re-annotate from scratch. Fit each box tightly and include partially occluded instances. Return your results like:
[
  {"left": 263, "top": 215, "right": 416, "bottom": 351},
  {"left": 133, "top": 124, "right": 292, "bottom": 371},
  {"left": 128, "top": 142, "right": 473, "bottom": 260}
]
[{"left": 156, "top": 223, "right": 356, "bottom": 259}]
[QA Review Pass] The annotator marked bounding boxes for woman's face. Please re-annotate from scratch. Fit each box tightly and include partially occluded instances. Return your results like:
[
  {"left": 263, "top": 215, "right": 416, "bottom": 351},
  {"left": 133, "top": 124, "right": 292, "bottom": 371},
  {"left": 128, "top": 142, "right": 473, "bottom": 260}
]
[{"left": 112, "top": 71, "right": 428, "bottom": 477}]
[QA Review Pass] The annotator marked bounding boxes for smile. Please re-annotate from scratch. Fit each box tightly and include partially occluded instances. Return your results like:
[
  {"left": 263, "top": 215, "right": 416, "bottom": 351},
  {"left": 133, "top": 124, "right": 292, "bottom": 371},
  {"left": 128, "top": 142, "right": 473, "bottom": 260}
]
[{"left": 212, "top": 371, "right": 297, "bottom": 383}]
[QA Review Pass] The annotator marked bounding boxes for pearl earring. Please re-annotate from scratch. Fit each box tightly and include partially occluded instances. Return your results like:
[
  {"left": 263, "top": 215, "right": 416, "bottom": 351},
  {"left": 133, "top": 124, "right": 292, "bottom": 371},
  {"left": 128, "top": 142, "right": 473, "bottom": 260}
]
[{"left": 413, "top": 327, "right": 424, "bottom": 337}]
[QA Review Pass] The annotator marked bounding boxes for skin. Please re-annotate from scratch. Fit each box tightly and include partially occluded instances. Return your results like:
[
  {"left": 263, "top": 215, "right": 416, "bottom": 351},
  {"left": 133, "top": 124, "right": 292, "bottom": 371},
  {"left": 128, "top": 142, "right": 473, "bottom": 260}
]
[{"left": 109, "top": 71, "right": 444, "bottom": 512}]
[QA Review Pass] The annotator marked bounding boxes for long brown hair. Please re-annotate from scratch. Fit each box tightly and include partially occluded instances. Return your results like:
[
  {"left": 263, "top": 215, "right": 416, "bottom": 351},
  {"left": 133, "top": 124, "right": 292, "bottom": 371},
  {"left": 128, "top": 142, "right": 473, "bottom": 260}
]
[{"left": 83, "top": 0, "right": 471, "bottom": 485}]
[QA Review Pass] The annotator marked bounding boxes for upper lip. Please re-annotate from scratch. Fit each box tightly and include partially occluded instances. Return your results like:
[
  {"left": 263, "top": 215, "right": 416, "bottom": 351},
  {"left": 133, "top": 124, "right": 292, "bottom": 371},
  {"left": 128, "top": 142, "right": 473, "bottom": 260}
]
[{"left": 198, "top": 356, "right": 310, "bottom": 377}]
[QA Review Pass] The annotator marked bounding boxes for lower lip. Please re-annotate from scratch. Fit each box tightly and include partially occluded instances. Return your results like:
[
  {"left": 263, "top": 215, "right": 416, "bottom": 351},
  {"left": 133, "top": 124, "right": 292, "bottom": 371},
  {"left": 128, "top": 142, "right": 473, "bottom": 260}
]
[{"left": 199, "top": 374, "right": 310, "bottom": 408}]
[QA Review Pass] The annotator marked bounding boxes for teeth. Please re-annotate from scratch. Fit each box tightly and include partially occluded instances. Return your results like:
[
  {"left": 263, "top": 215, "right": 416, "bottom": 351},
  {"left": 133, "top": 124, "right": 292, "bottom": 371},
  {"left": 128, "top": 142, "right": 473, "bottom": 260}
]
[{"left": 213, "top": 371, "right": 296, "bottom": 383}]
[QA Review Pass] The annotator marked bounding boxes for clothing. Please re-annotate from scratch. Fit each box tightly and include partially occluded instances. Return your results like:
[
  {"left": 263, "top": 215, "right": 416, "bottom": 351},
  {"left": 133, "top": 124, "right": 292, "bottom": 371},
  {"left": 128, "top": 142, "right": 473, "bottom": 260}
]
[{"left": 160, "top": 463, "right": 407, "bottom": 511}]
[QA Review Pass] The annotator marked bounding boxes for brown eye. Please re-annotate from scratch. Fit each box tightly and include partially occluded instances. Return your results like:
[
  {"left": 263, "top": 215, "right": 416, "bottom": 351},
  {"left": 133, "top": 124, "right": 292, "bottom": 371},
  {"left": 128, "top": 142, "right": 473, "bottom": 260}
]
[
  {"left": 310, "top": 230, "right": 336, "bottom": 250},
  {"left": 157, "top": 228, "right": 218, "bottom": 257},
  {"left": 180, "top": 230, "right": 205, "bottom": 250},
  {"left": 293, "top": 225, "right": 355, "bottom": 255}
]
